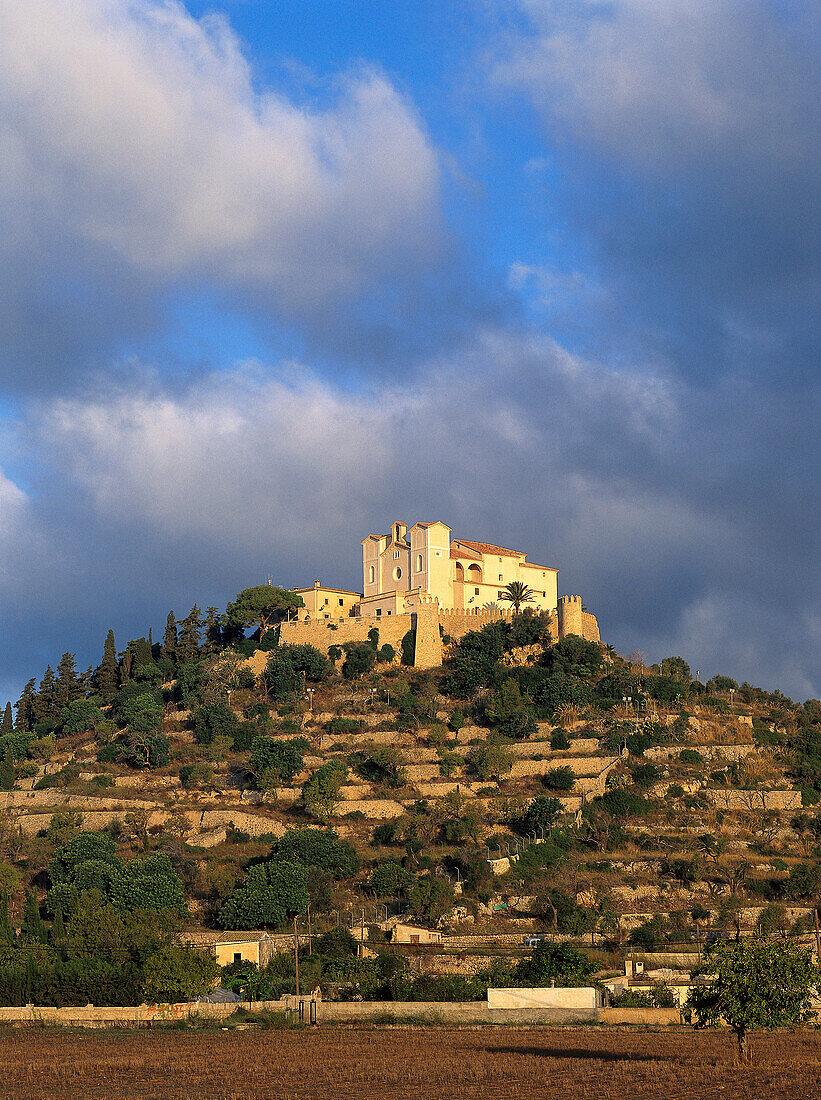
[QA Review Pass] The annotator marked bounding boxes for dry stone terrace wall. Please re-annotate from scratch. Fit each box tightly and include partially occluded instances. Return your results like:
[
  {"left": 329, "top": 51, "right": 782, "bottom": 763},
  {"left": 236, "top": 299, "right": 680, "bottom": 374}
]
[
  {"left": 706, "top": 789, "right": 801, "bottom": 811},
  {"left": 645, "top": 743, "right": 757, "bottom": 763}
]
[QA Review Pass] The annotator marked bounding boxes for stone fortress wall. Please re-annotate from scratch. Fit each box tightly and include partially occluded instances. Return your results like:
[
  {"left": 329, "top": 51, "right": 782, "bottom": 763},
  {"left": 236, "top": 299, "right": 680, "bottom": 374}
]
[{"left": 261, "top": 594, "right": 600, "bottom": 671}]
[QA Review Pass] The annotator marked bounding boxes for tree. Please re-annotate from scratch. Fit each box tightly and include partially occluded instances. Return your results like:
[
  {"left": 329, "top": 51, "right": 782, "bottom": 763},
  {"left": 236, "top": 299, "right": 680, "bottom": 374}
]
[
  {"left": 34, "top": 666, "right": 57, "bottom": 723},
  {"left": 250, "top": 736, "right": 309, "bottom": 787},
  {"left": 14, "top": 679, "right": 37, "bottom": 731},
  {"left": 217, "top": 860, "right": 309, "bottom": 929},
  {"left": 272, "top": 828, "right": 359, "bottom": 877},
  {"left": 60, "top": 699, "right": 104, "bottom": 736},
  {"left": 161, "top": 612, "right": 178, "bottom": 665},
  {"left": 302, "top": 761, "right": 348, "bottom": 820},
  {"left": 687, "top": 940, "right": 820, "bottom": 1062},
  {"left": 660, "top": 656, "right": 692, "bottom": 682},
  {"left": 467, "top": 743, "right": 514, "bottom": 782},
  {"left": 265, "top": 645, "right": 329, "bottom": 701},
  {"left": 141, "top": 943, "right": 219, "bottom": 1002},
  {"left": 54, "top": 652, "right": 82, "bottom": 712},
  {"left": 499, "top": 581, "right": 535, "bottom": 613},
  {"left": 0, "top": 703, "right": 12, "bottom": 738},
  {"left": 521, "top": 795, "right": 563, "bottom": 834},
  {"left": 97, "top": 630, "right": 118, "bottom": 702},
  {"left": 342, "top": 643, "right": 376, "bottom": 680},
  {"left": 176, "top": 606, "right": 204, "bottom": 665},
  {"left": 224, "top": 586, "right": 304, "bottom": 639},
  {"left": 515, "top": 942, "right": 595, "bottom": 987}
]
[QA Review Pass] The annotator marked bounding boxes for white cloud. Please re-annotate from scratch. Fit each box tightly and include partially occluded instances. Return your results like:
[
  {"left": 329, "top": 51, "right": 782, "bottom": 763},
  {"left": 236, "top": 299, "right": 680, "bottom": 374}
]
[{"left": 0, "top": 0, "right": 440, "bottom": 318}]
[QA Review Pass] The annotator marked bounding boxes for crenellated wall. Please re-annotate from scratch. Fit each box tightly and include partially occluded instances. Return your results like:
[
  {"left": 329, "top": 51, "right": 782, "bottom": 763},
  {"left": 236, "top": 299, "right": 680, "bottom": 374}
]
[{"left": 247, "top": 597, "right": 599, "bottom": 669}]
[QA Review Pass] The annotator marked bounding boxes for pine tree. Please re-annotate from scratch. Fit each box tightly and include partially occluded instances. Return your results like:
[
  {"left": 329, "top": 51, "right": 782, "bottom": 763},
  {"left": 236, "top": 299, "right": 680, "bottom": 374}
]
[
  {"left": 14, "top": 679, "right": 37, "bottom": 731},
  {"left": 54, "top": 652, "right": 81, "bottom": 712},
  {"left": 97, "top": 629, "right": 117, "bottom": 702},
  {"left": 162, "top": 611, "right": 178, "bottom": 665},
  {"left": 33, "top": 666, "right": 57, "bottom": 723},
  {"left": 0, "top": 702, "right": 12, "bottom": 737},
  {"left": 176, "top": 605, "right": 203, "bottom": 664},
  {"left": 203, "top": 607, "right": 222, "bottom": 656},
  {"left": 134, "top": 637, "right": 152, "bottom": 667}
]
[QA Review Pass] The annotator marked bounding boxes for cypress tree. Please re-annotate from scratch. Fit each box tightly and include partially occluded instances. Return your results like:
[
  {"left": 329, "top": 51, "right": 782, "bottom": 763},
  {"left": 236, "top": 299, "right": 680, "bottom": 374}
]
[
  {"left": 0, "top": 751, "right": 14, "bottom": 792},
  {"left": 51, "top": 906, "right": 66, "bottom": 955},
  {"left": 97, "top": 630, "right": 117, "bottom": 702},
  {"left": 0, "top": 891, "right": 12, "bottom": 944},
  {"left": 162, "top": 612, "right": 178, "bottom": 665},
  {"left": 119, "top": 646, "right": 133, "bottom": 686},
  {"left": 21, "top": 890, "right": 47, "bottom": 944},
  {"left": 0, "top": 702, "right": 12, "bottom": 737}
]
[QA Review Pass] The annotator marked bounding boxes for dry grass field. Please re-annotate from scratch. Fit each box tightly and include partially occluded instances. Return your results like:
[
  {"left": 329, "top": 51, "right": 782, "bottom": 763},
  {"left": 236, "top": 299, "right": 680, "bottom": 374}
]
[{"left": 3, "top": 1025, "right": 821, "bottom": 1100}]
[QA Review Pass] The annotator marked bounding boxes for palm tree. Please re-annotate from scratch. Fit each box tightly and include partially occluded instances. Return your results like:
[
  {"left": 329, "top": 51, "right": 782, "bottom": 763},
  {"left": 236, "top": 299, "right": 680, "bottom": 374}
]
[{"left": 498, "top": 581, "right": 535, "bottom": 613}]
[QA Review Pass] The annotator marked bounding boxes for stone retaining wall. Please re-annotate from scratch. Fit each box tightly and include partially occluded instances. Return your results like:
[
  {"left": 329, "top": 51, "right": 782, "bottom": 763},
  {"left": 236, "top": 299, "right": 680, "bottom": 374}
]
[{"left": 706, "top": 789, "right": 801, "bottom": 811}]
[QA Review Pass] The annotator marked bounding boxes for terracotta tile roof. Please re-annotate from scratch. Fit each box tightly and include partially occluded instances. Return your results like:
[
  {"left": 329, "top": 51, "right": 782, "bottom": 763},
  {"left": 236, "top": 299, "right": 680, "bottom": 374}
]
[{"left": 455, "top": 540, "right": 524, "bottom": 558}]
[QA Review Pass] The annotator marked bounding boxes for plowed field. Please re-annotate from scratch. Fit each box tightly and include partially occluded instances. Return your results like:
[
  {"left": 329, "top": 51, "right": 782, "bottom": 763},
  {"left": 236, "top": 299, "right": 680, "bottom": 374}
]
[{"left": 3, "top": 1025, "right": 821, "bottom": 1099}]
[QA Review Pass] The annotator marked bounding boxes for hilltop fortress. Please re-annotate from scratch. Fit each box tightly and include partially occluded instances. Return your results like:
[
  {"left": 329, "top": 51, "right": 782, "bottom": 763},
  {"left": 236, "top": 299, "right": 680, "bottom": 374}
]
[{"left": 280, "top": 520, "right": 599, "bottom": 669}]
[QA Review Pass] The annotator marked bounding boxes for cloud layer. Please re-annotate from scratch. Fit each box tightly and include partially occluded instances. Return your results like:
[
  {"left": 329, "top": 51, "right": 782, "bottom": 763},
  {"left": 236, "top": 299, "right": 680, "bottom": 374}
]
[
  {"left": 0, "top": 0, "right": 441, "bottom": 387},
  {"left": 1, "top": 334, "right": 817, "bottom": 705}
]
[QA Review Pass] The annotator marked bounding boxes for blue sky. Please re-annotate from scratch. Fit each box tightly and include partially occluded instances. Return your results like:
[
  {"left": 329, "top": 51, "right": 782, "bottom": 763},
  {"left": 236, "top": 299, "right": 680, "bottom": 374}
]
[{"left": 0, "top": 0, "right": 818, "bottom": 707}]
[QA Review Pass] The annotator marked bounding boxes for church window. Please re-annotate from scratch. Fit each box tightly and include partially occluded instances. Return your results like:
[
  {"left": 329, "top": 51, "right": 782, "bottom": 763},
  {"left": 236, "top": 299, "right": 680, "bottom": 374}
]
[
  {"left": 393, "top": 550, "right": 400, "bottom": 559},
  {"left": 376, "top": 608, "right": 382, "bottom": 617},
  {"left": 416, "top": 554, "right": 423, "bottom": 572},
  {"left": 474, "top": 587, "right": 480, "bottom": 595},
  {"left": 369, "top": 566, "right": 375, "bottom": 583},
  {"left": 393, "top": 567, "right": 402, "bottom": 580},
  {"left": 338, "top": 598, "right": 344, "bottom": 606}
]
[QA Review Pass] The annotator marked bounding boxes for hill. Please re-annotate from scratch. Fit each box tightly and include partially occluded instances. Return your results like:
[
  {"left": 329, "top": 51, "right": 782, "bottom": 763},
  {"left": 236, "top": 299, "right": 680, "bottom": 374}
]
[{"left": 1, "top": 597, "right": 820, "bottom": 1004}]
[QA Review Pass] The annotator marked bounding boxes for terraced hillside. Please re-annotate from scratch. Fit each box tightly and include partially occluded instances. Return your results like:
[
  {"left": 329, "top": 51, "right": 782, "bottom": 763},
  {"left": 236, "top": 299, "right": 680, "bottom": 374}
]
[{"left": 1, "top": 603, "right": 820, "bottom": 1004}]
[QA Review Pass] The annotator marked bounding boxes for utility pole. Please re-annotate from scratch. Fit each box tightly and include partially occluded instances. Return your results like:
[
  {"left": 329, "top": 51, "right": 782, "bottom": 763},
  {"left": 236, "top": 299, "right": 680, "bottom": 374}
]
[
  {"left": 360, "top": 907, "right": 365, "bottom": 956},
  {"left": 814, "top": 906, "right": 820, "bottom": 964},
  {"left": 307, "top": 903, "right": 312, "bottom": 956},
  {"left": 293, "top": 916, "right": 300, "bottom": 996}
]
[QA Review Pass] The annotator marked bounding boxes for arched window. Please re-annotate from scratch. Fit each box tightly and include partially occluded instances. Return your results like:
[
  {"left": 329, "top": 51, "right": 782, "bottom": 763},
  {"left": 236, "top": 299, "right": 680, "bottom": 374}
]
[
  {"left": 455, "top": 562, "right": 464, "bottom": 583},
  {"left": 369, "top": 566, "right": 375, "bottom": 583},
  {"left": 467, "top": 563, "right": 483, "bottom": 584},
  {"left": 416, "top": 554, "right": 423, "bottom": 572}
]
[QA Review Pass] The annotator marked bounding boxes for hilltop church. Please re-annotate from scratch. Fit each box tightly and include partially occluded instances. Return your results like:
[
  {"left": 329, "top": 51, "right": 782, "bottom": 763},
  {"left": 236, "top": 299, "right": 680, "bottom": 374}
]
[
  {"left": 275, "top": 519, "right": 598, "bottom": 668},
  {"left": 359, "top": 521, "right": 558, "bottom": 619}
]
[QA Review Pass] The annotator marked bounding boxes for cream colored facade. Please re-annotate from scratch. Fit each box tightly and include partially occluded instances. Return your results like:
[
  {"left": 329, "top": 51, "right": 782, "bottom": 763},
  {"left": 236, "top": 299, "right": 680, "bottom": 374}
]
[
  {"left": 214, "top": 934, "right": 274, "bottom": 969},
  {"left": 293, "top": 580, "right": 361, "bottom": 621},
  {"left": 360, "top": 521, "right": 558, "bottom": 619}
]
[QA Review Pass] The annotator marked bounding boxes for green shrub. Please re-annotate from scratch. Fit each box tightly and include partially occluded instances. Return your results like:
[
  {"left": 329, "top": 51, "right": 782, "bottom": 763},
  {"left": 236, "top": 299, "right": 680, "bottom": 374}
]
[{"left": 543, "top": 766, "right": 575, "bottom": 791}]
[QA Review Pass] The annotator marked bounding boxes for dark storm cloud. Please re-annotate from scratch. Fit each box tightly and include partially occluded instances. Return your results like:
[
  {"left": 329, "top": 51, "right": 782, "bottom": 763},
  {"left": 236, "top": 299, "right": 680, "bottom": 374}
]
[{"left": 496, "top": 1, "right": 821, "bottom": 379}]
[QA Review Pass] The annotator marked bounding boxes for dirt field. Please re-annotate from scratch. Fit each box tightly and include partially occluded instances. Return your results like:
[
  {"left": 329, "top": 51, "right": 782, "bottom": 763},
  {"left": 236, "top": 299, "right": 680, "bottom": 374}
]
[{"left": 3, "top": 1025, "right": 821, "bottom": 1099}]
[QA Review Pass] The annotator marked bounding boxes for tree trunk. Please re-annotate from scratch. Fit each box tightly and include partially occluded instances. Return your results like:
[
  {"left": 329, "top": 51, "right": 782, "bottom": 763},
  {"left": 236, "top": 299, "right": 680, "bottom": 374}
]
[{"left": 736, "top": 1028, "right": 750, "bottom": 1063}]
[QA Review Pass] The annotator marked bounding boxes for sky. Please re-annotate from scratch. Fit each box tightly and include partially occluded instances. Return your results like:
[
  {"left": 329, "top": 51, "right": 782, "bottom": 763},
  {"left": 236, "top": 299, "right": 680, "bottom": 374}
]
[{"left": 0, "top": 0, "right": 818, "bottom": 707}]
